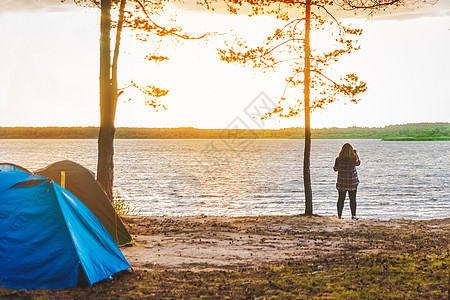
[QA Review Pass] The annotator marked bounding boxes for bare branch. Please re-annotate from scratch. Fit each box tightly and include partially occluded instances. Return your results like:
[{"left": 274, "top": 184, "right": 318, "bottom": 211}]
[
  {"left": 336, "top": 0, "right": 437, "bottom": 13},
  {"left": 338, "top": 0, "right": 402, "bottom": 10}
]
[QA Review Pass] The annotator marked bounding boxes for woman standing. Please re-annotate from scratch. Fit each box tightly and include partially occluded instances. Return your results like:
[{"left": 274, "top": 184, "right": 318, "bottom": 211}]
[{"left": 333, "top": 143, "right": 360, "bottom": 220}]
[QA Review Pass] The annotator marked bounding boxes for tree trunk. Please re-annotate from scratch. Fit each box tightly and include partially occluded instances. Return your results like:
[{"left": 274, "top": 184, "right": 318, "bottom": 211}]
[
  {"left": 303, "top": 0, "right": 313, "bottom": 215},
  {"left": 98, "top": 0, "right": 114, "bottom": 201},
  {"left": 97, "top": 125, "right": 115, "bottom": 201},
  {"left": 111, "top": 0, "right": 127, "bottom": 113},
  {"left": 98, "top": 0, "right": 126, "bottom": 201}
]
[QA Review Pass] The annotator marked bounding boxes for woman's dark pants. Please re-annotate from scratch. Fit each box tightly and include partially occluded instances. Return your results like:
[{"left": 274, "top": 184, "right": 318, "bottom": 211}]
[{"left": 337, "top": 190, "right": 357, "bottom": 217}]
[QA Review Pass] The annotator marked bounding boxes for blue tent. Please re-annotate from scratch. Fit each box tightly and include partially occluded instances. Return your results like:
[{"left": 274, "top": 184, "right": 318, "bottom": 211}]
[
  {"left": 0, "top": 162, "right": 31, "bottom": 173},
  {"left": 0, "top": 169, "right": 131, "bottom": 289}
]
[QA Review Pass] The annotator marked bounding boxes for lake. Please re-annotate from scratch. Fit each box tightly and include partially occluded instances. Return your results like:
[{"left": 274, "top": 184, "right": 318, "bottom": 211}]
[{"left": 0, "top": 139, "right": 448, "bottom": 220}]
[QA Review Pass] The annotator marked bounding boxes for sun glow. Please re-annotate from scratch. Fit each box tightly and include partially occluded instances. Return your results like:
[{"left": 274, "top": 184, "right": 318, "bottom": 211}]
[{"left": 0, "top": 3, "right": 448, "bottom": 128}]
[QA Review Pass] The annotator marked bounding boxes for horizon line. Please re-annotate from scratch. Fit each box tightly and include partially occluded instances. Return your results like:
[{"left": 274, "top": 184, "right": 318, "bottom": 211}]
[{"left": 0, "top": 122, "right": 448, "bottom": 131}]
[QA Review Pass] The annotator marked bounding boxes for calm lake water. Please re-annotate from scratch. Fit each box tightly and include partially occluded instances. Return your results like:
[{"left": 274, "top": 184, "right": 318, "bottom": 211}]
[{"left": 0, "top": 139, "right": 448, "bottom": 220}]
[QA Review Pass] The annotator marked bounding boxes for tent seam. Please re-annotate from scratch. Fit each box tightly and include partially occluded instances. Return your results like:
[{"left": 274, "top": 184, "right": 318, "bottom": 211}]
[{"left": 49, "top": 181, "right": 90, "bottom": 286}]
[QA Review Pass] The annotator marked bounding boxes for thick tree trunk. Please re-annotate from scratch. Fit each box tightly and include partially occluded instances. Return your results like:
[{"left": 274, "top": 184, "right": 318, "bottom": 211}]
[
  {"left": 98, "top": 0, "right": 126, "bottom": 202},
  {"left": 97, "top": 125, "right": 115, "bottom": 201},
  {"left": 98, "top": 0, "right": 115, "bottom": 201},
  {"left": 303, "top": 0, "right": 313, "bottom": 215}
]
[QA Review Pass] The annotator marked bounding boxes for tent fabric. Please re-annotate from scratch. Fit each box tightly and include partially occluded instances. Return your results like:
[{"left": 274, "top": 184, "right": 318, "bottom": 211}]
[
  {"left": 0, "top": 162, "right": 32, "bottom": 174},
  {"left": 0, "top": 171, "right": 131, "bottom": 289},
  {"left": 35, "top": 160, "right": 132, "bottom": 246}
]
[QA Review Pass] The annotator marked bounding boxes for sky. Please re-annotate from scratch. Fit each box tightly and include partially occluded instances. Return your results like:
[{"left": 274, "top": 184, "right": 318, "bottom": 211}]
[{"left": 0, "top": 0, "right": 449, "bottom": 129}]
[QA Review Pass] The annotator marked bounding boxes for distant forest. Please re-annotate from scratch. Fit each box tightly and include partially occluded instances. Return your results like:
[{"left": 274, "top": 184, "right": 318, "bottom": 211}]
[{"left": 0, "top": 123, "right": 448, "bottom": 141}]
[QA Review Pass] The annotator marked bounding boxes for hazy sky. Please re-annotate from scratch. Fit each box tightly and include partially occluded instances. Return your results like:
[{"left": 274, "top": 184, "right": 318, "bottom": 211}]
[{"left": 0, "top": 0, "right": 449, "bottom": 129}]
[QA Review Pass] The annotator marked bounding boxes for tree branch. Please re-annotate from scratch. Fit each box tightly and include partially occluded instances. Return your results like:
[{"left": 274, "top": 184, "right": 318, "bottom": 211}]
[
  {"left": 311, "top": 69, "right": 348, "bottom": 94},
  {"left": 313, "top": 4, "right": 341, "bottom": 28},
  {"left": 262, "top": 57, "right": 303, "bottom": 69},
  {"left": 281, "top": 68, "right": 303, "bottom": 100},
  {"left": 338, "top": 0, "right": 402, "bottom": 10},
  {"left": 133, "top": 0, "right": 210, "bottom": 40},
  {"left": 264, "top": 38, "right": 305, "bottom": 56},
  {"left": 112, "top": 0, "right": 126, "bottom": 86}
]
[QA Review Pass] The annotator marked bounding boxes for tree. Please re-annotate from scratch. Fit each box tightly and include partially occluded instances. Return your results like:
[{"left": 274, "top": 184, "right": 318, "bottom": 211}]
[
  {"left": 97, "top": 0, "right": 124, "bottom": 200},
  {"left": 336, "top": 0, "right": 436, "bottom": 14},
  {"left": 64, "top": 0, "right": 129, "bottom": 199},
  {"left": 214, "top": 0, "right": 367, "bottom": 215},
  {"left": 93, "top": 0, "right": 209, "bottom": 200},
  {"left": 209, "top": 0, "right": 434, "bottom": 214}
]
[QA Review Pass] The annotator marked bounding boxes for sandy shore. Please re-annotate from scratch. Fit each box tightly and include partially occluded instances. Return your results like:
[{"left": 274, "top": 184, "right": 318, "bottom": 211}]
[
  {"left": 121, "top": 215, "right": 449, "bottom": 270},
  {"left": 2, "top": 215, "right": 448, "bottom": 299}
]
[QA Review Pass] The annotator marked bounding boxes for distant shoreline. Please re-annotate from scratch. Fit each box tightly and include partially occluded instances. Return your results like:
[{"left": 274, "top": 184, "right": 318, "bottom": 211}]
[
  {"left": 381, "top": 137, "right": 449, "bottom": 141},
  {"left": 0, "top": 122, "right": 448, "bottom": 140},
  {"left": 1, "top": 137, "right": 449, "bottom": 141}
]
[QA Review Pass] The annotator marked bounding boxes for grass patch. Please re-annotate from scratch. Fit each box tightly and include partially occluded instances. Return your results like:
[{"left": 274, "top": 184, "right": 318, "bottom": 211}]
[
  {"left": 104, "top": 252, "right": 447, "bottom": 299},
  {"left": 156, "top": 252, "right": 445, "bottom": 299},
  {"left": 113, "top": 192, "right": 140, "bottom": 216},
  {"left": 5, "top": 251, "right": 444, "bottom": 299}
]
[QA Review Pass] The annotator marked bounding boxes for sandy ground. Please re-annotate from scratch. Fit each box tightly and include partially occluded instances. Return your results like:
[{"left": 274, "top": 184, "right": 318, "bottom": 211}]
[
  {"left": 121, "top": 215, "right": 450, "bottom": 271},
  {"left": 1, "top": 215, "right": 447, "bottom": 299}
]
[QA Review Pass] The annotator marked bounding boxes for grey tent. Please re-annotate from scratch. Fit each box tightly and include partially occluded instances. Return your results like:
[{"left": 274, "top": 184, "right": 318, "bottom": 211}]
[{"left": 35, "top": 160, "right": 132, "bottom": 246}]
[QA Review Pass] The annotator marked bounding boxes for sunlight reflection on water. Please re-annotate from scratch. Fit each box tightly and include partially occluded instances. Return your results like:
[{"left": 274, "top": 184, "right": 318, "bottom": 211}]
[{"left": 0, "top": 139, "right": 448, "bottom": 220}]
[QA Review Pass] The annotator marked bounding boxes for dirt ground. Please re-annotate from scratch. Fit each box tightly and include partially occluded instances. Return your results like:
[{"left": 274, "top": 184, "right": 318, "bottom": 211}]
[
  {"left": 121, "top": 215, "right": 449, "bottom": 271},
  {"left": 1, "top": 215, "right": 448, "bottom": 299}
]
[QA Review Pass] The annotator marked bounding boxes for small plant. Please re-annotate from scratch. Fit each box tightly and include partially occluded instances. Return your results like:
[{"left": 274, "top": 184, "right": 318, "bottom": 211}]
[{"left": 113, "top": 192, "right": 140, "bottom": 216}]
